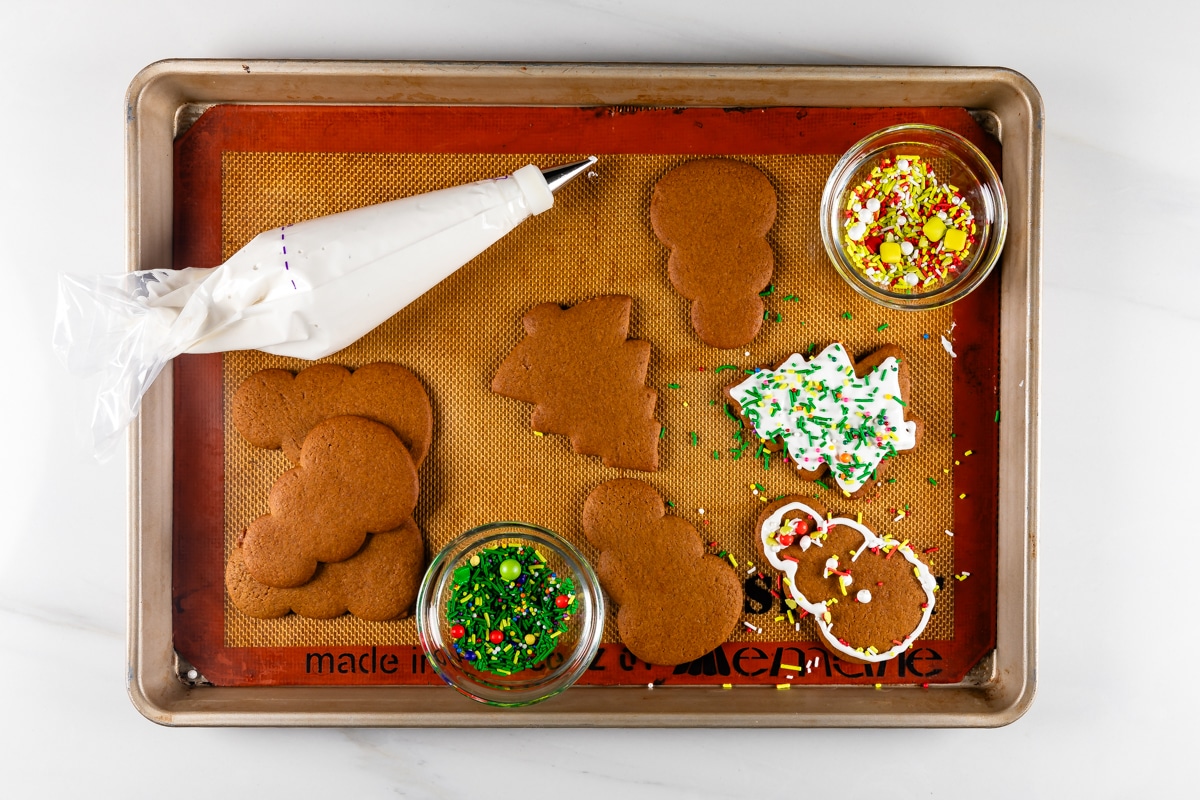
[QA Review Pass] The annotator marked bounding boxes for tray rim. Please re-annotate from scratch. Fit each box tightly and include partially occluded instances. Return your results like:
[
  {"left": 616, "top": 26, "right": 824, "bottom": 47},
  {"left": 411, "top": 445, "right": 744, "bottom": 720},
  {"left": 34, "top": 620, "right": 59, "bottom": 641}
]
[{"left": 126, "top": 60, "right": 1041, "bottom": 728}]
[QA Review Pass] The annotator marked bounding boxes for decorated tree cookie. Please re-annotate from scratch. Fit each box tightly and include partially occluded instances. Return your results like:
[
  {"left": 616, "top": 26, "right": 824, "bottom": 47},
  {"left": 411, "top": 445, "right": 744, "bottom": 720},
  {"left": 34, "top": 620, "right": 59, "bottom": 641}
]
[
  {"left": 491, "top": 295, "right": 662, "bottom": 472},
  {"left": 756, "top": 495, "right": 936, "bottom": 663},
  {"left": 650, "top": 158, "right": 777, "bottom": 349},
  {"left": 725, "top": 342, "right": 921, "bottom": 497},
  {"left": 582, "top": 479, "right": 742, "bottom": 665}
]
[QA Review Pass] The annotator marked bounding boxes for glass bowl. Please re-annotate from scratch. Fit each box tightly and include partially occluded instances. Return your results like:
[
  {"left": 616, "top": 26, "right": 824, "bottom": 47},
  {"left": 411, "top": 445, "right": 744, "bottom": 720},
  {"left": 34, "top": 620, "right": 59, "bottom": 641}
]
[
  {"left": 819, "top": 123, "right": 1007, "bottom": 310},
  {"left": 415, "top": 522, "right": 604, "bottom": 707}
]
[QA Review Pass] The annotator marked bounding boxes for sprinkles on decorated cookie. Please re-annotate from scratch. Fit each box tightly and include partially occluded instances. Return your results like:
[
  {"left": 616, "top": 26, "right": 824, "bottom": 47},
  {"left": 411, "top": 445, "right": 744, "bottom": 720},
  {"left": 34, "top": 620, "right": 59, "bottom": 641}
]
[
  {"left": 726, "top": 343, "right": 918, "bottom": 495},
  {"left": 445, "top": 544, "right": 579, "bottom": 675},
  {"left": 757, "top": 497, "right": 937, "bottom": 663}
]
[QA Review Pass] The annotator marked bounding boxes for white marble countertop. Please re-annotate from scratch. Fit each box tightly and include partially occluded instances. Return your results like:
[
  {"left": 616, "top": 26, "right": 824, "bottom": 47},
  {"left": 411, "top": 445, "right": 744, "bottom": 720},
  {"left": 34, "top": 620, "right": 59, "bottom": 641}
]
[{"left": 2, "top": 0, "right": 1193, "bottom": 795}]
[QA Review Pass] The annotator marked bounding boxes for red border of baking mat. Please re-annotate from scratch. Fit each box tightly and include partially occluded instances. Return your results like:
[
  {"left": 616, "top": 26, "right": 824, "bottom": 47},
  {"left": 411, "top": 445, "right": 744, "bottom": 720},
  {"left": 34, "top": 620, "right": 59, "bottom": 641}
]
[{"left": 171, "top": 105, "right": 1000, "bottom": 687}]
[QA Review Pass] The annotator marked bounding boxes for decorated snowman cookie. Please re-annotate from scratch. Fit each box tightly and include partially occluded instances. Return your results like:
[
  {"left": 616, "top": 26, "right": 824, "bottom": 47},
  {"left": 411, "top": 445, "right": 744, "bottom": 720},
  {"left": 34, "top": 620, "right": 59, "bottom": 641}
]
[{"left": 757, "top": 495, "right": 936, "bottom": 663}]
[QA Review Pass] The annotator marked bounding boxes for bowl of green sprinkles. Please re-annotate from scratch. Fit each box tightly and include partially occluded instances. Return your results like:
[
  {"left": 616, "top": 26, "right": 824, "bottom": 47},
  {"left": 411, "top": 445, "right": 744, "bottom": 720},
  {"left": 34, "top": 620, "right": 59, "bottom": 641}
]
[
  {"left": 416, "top": 522, "right": 604, "bottom": 706},
  {"left": 819, "top": 123, "right": 1007, "bottom": 310}
]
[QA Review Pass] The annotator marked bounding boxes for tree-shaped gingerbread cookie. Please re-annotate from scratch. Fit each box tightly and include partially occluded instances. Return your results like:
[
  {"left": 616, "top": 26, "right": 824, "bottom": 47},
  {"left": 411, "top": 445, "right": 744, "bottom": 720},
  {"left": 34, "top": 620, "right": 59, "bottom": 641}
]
[
  {"left": 725, "top": 343, "right": 921, "bottom": 497},
  {"left": 491, "top": 295, "right": 661, "bottom": 472}
]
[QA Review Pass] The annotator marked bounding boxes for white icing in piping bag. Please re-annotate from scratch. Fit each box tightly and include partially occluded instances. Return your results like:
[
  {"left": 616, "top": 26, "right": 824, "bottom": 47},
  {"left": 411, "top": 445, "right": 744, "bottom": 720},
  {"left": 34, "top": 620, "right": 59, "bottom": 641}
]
[{"left": 54, "top": 158, "right": 597, "bottom": 459}]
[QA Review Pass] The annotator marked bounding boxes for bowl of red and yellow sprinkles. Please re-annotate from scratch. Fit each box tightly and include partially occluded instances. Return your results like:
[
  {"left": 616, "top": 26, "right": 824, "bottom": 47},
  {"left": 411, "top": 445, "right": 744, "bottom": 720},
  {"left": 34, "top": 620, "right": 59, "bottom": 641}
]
[
  {"left": 820, "top": 124, "right": 1007, "bottom": 310},
  {"left": 416, "top": 522, "right": 604, "bottom": 707}
]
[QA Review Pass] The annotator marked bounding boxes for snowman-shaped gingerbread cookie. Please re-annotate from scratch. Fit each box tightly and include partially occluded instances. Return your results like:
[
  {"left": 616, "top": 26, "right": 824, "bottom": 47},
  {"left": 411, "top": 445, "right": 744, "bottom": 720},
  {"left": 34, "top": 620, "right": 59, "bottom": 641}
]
[{"left": 757, "top": 495, "right": 936, "bottom": 663}]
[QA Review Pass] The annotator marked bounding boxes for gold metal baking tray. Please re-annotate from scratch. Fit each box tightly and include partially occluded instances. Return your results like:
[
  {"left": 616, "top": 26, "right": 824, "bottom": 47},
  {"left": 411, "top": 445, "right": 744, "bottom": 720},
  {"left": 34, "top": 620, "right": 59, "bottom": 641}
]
[{"left": 127, "top": 60, "right": 1040, "bottom": 727}]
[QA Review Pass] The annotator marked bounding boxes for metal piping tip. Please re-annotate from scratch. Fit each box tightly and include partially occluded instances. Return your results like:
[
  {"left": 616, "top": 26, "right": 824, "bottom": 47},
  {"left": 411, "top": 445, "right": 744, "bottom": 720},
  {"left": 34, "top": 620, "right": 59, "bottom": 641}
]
[{"left": 541, "top": 156, "right": 598, "bottom": 194}]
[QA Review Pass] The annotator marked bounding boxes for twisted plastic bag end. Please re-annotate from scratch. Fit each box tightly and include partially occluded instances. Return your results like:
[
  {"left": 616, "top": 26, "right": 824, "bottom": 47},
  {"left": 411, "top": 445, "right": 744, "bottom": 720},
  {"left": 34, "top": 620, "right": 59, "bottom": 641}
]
[{"left": 52, "top": 271, "right": 177, "bottom": 462}]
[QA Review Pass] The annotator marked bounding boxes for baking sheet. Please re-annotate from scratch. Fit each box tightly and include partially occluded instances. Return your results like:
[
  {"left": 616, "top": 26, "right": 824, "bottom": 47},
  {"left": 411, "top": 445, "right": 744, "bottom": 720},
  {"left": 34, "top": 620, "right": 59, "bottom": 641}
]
[{"left": 126, "top": 61, "right": 1036, "bottom": 724}]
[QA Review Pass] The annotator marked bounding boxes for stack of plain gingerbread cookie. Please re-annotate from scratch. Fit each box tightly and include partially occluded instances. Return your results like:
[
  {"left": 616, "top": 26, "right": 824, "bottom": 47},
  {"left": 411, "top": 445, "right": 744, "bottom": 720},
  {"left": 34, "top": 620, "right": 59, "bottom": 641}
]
[{"left": 223, "top": 363, "right": 432, "bottom": 621}]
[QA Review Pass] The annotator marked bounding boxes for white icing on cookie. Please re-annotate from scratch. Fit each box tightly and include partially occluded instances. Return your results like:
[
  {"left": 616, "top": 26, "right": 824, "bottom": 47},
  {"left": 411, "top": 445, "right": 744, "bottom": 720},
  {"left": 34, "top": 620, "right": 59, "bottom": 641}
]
[
  {"left": 760, "top": 500, "right": 936, "bottom": 663},
  {"left": 728, "top": 343, "right": 917, "bottom": 494}
]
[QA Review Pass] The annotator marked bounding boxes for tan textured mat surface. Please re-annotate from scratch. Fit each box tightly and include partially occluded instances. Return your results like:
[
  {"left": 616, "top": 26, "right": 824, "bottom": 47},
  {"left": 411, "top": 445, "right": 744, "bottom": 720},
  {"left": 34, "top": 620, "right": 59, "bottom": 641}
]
[{"left": 221, "top": 152, "right": 955, "bottom": 648}]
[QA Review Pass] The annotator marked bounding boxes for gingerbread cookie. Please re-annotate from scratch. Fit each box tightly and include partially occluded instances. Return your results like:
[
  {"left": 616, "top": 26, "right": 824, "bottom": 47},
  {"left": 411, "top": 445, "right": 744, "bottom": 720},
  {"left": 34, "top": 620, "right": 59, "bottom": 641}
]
[
  {"left": 582, "top": 479, "right": 742, "bottom": 665},
  {"left": 491, "top": 295, "right": 661, "bottom": 472},
  {"left": 650, "top": 159, "right": 777, "bottom": 349},
  {"left": 238, "top": 415, "right": 420, "bottom": 589},
  {"left": 232, "top": 362, "right": 434, "bottom": 467},
  {"left": 725, "top": 343, "right": 921, "bottom": 497},
  {"left": 756, "top": 496, "right": 936, "bottom": 663},
  {"left": 226, "top": 517, "right": 425, "bottom": 621}
]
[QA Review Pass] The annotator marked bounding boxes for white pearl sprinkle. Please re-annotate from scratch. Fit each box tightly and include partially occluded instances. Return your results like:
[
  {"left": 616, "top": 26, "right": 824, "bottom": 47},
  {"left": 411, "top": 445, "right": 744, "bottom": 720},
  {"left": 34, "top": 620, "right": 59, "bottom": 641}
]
[
  {"left": 904, "top": 272, "right": 920, "bottom": 286},
  {"left": 865, "top": 197, "right": 881, "bottom": 212},
  {"left": 857, "top": 590, "right": 873, "bottom": 603},
  {"left": 900, "top": 241, "right": 914, "bottom": 255}
]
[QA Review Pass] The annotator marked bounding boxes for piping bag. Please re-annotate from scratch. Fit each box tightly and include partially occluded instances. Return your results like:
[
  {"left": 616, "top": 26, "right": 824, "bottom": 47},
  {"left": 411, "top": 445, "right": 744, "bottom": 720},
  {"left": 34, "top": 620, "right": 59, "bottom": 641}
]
[{"left": 53, "top": 157, "right": 597, "bottom": 460}]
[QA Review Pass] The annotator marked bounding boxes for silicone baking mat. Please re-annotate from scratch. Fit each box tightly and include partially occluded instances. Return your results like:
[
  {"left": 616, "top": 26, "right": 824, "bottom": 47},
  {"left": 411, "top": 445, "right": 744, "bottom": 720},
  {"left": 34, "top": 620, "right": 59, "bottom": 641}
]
[{"left": 171, "top": 105, "right": 1000, "bottom": 687}]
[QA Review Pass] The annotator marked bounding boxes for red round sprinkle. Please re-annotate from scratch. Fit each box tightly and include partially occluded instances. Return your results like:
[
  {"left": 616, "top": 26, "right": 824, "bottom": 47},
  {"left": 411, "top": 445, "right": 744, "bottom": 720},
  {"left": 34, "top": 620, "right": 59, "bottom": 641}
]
[
  {"left": 488, "top": 630, "right": 504, "bottom": 644},
  {"left": 450, "top": 624, "right": 466, "bottom": 640},
  {"left": 777, "top": 532, "right": 796, "bottom": 547},
  {"left": 554, "top": 595, "right": 570, "bottom": 609}
]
